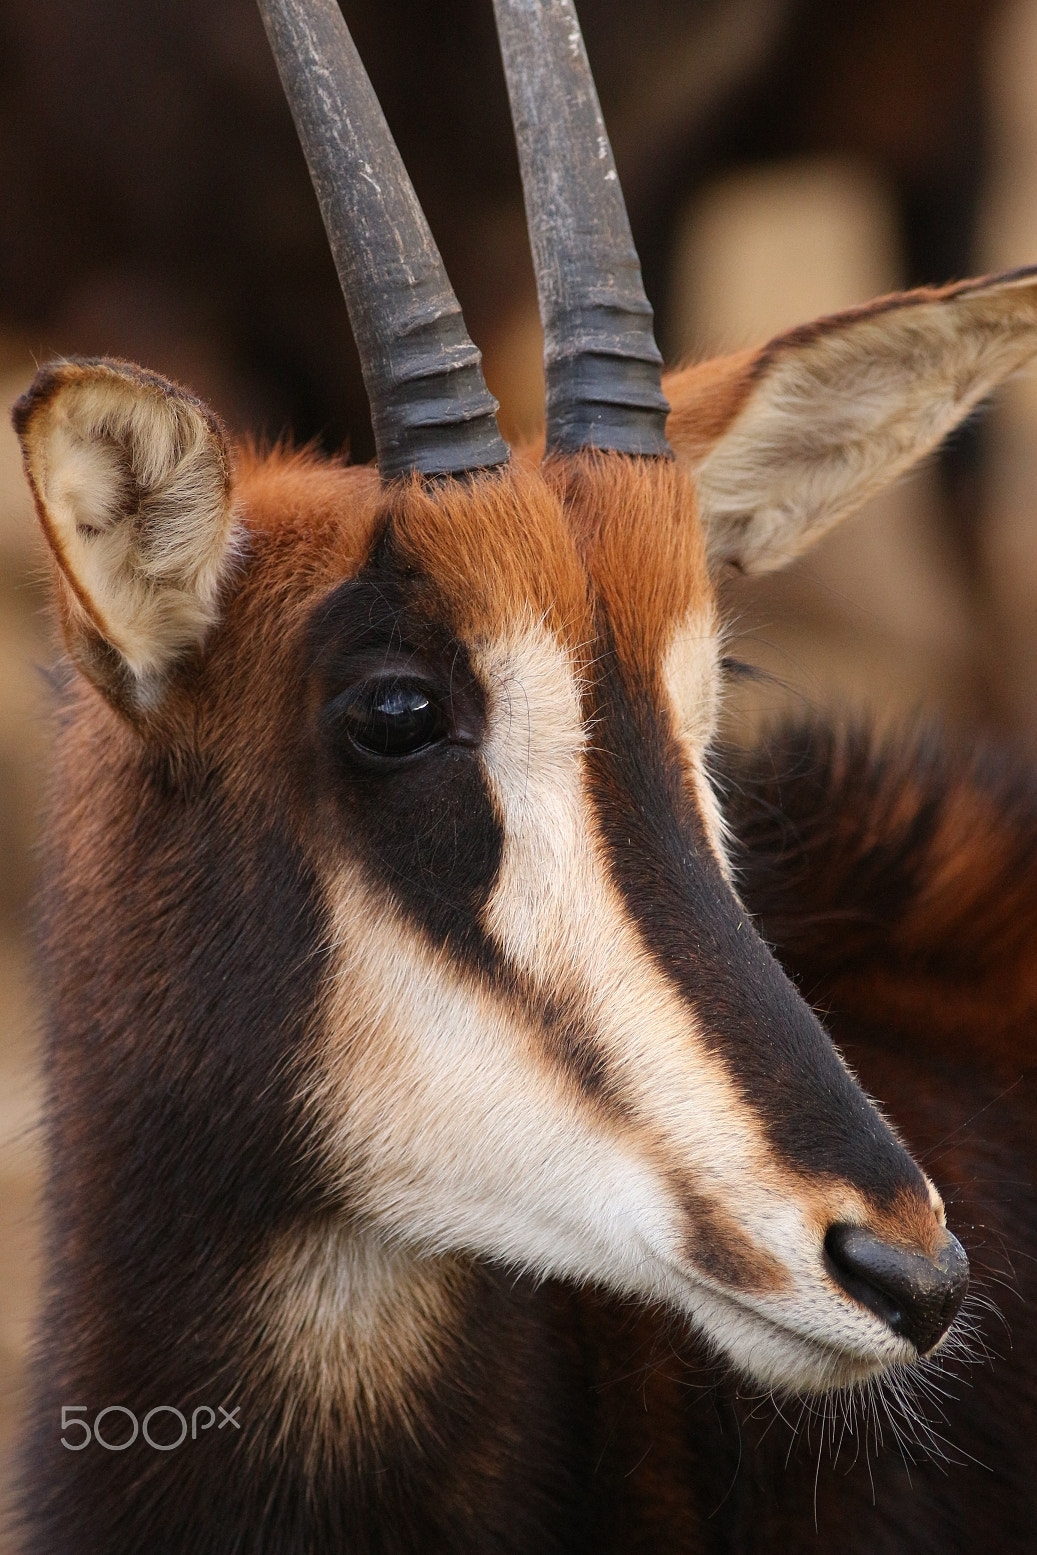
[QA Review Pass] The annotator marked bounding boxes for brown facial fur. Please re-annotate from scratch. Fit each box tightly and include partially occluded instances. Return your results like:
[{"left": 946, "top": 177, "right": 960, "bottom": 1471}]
[{"left": 662, "top": 347, "right": 759, "bottom": 472}]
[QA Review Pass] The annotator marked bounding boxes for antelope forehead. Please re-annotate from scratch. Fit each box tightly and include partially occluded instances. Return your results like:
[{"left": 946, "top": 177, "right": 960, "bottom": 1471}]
[
  {"left": 471, "top": 613, "right": 728, "bottom": 932},
  {"left": 474, "top": 623, "right": 587, "bottom": 797},
  {"left": 472, "top": 618, "right": 729, "bottom": 975},
  {"left": 473, "top": 607, "right": 724, "bottom": 787}
]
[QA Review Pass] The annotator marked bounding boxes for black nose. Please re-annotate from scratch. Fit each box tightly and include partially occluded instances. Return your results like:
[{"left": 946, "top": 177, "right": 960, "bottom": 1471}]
[{"left": 824, "top": 1224, "right": 969, "bottom": 1355}]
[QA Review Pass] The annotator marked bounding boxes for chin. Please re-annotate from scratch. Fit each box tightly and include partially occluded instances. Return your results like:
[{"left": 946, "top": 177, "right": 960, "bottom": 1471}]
[{"left": 673, "top": 1276, "right": 919, "bottom": 1396}]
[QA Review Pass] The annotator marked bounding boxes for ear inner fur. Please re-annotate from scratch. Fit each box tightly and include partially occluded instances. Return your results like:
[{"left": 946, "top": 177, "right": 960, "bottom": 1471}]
[
  {"left": 664, "top": 267, "right": 1037, "bottom": 574},
  {"left": 14, "top": 357, "right": 238, "bottom": 705}
]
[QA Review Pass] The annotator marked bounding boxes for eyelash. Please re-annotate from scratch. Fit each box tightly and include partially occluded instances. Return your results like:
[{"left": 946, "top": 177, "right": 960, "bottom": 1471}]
[{"left": 720, "top": 655, "right": 758, "bottom": 681}]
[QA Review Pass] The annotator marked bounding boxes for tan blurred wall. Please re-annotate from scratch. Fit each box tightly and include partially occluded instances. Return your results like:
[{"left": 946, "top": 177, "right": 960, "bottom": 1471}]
[
  {"left": 0, "top": 347, "right": 49, "bottom": 1545},
  {"left": 669, "top": 156, "right": 999, "bottom": 738},
  {"left": 978, "top": 0, "right": 1037, "bottom": 735}
]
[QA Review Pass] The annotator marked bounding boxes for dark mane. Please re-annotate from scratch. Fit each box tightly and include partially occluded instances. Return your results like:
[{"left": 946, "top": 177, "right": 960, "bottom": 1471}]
[
  {"left": 726, "top": 723, "right": 1037, "bottom": 1068},
  {"left": 709, "top": 721, "right": 1037, "bottom": 1549}
]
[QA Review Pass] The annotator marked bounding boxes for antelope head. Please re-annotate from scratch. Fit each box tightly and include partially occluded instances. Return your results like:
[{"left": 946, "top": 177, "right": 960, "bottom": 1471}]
[{"left": 16, "top": 0, "right": 1037, "bottom": 1400}]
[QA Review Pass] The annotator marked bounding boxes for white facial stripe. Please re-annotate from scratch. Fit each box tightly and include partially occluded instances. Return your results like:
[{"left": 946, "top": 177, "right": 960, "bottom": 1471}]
[
  {"left": 469, "top": 614, "right": 591, "bottom": 976},
  {"left": 316, "top": 866, "right": 683, "bottom": 1295},
  {"left": 309, "top": 621, "right": 937, "bottom": 1395},
  {"left": 468, "top": 625, "right": 912, "bottom": 1366},
  {"left": 474, "top": 622, "right": 765, "bottom": 1190},
  {"left": 660, "top": 607, "right": 733, "bottom": 875}
]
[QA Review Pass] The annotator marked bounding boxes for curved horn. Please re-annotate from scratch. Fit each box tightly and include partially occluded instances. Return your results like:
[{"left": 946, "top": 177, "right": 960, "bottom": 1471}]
[
  {"left": 257, "top": 0, "right": 509, "bottom": 480},
  {"left": 492, "top": 0, "right": 671, "bottom": 459}
]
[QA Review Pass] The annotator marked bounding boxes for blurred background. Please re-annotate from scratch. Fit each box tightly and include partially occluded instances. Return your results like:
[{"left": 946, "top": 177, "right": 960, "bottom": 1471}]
[{"left": 4, "top": 0, "right": 1037, "bottom": 1537}]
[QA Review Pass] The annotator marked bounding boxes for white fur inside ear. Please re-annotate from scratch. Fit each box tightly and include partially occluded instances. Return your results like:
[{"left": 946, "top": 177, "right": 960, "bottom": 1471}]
[
  {"left": 695, "top": 273, "right": 1037, "bottom": 573},
  {"left": 23, "top": 365, "right": 237, "bottom": 683}
]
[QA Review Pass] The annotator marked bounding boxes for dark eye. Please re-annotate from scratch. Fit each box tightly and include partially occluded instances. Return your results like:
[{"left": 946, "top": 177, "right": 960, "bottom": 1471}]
[{"left": 326, "top": 676, "right": 448, "bottom": 760}]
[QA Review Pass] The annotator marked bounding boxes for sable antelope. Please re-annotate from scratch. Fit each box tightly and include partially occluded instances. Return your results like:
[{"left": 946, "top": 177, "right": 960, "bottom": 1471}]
[{"left": 11, "top": 0, "right": 1037, "bottom": 1550}]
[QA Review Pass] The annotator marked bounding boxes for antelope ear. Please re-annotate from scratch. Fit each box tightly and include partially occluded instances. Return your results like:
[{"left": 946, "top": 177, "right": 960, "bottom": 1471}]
[
  {"left": 14, "top": 358, "right": 238, "bottom": 706},
  {"left": 665, "top": 268, "right": 1037, "bottom": 574}
]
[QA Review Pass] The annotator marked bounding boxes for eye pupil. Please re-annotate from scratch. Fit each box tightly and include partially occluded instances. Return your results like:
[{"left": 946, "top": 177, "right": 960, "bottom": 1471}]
[
  {"left": 380, "top": 685, "right": 428, "bottom": 719},
  {"left": 334, "top": 676, "right": 446, "bottom": 758}
]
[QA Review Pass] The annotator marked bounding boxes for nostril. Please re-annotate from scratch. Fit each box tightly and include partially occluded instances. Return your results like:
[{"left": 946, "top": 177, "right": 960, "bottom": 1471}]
[{"left": 824, "top": 1223, "right": 969, "bottom": 1355}]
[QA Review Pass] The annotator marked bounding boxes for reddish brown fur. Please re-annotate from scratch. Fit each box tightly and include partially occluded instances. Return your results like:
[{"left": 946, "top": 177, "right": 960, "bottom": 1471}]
[
  {"left": 662, "top": 349, "right": 758, "bottom": 470},
  {"left": 552, "top": 454, "right": 712, "bottom": 668},
  {"left": 183, "top": 448, "right": 727, "bottom": 809},
  {"left": 386, "top": 457, "right": 590, "bottom": 642},
  {"left": 783, "top": 738, "right": 1037, "bottom": 1073}
]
